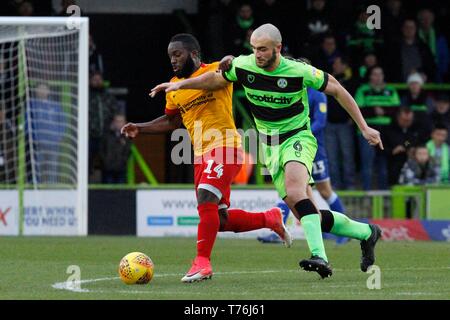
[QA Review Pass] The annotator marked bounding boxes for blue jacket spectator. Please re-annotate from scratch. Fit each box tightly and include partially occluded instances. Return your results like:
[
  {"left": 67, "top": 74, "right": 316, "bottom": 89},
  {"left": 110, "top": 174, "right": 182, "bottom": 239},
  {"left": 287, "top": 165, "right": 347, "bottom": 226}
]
[
  {"left": 313, "top": 33, "right": 341, "bottom": 74},
  {"left": 28, "top": 100, "right": 65, "bottom": 144},
  {"left": 26, "top": 83, "right": 66, "bottom": 183}
]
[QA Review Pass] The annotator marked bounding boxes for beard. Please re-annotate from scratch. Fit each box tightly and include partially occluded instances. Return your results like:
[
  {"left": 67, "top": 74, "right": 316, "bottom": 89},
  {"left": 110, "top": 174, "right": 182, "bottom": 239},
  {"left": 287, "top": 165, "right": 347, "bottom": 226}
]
[
  {"left": 258, "top": 49, "right": 277, "bottom": 69},
  {"left": 175, "top": 55, "right": 196, "bottom": 79}
]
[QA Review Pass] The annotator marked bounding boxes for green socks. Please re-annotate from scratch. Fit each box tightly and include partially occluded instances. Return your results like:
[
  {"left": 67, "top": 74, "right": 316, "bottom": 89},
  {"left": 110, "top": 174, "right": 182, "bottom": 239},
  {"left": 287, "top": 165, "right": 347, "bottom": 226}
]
[
  {"left": 295, "top": 204, "right": 372, "bottom": 263},
  {"left": 329, "top": 210, "right": 372, "bottom": 241},
  {"left": 300, "top": 214, "right": 328, "bottom": 262}
]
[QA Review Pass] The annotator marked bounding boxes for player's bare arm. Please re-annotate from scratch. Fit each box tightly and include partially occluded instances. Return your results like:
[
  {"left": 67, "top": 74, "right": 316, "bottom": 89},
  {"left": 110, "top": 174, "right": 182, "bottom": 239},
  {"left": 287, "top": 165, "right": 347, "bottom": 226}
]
[
  {"left": 121, "top": 113, "right": 182, "bottom": 138},
  {"left": 324, "top": 74, "right": 384, "bottom": 150},
  {"left": 218, "top": 55, "right": 235, "bottom": 72},
  {"left": 150, "top": 71, "right": 228, "bottom": 97}
]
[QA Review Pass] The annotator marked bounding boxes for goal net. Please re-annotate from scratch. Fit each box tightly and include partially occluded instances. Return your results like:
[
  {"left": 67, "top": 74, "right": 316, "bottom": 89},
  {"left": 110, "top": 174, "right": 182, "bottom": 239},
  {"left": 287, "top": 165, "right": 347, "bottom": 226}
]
[{"left": 0, "top": 17, "right": 88, "bottom": 235}]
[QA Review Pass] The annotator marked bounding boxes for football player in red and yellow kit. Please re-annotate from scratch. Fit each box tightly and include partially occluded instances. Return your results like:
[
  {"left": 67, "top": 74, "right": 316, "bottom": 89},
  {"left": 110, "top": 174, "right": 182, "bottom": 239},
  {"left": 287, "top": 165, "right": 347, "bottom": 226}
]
[{"left": 121, "top": 34, "right": 292, "bottom": 283}]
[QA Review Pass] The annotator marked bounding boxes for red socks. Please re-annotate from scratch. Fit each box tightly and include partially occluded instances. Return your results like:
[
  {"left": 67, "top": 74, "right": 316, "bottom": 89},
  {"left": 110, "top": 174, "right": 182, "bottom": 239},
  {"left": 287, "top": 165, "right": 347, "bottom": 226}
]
[
  {"left": 197, "top": 203, "right": 220, "bottom": 259},
  {"left": 196, "top": 205, "right": 268, "bottom": 259},
  {"left": 221, "top": 208, "right": 266, "bottom": 232}
]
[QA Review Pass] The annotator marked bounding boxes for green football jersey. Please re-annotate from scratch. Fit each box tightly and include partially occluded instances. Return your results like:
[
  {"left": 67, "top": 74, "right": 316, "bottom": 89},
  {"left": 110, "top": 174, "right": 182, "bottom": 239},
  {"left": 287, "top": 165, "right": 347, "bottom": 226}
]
[
  {"left": 223, "top": 54, "right": 329, "bottom": 136},
  {"left": 354, "top": 84, "right": 401, "bottom": 126}
]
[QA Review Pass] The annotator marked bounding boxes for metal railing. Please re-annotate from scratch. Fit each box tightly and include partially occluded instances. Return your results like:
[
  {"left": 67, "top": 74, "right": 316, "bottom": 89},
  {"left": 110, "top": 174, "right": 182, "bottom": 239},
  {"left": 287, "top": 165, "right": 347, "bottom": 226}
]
[
  {"left": 85, "top": 184, "right": 430, "bottom": 219},
  {"left": 127, "top": 144, "right": 158, "bottom": 186},
  {"left": 338, "top": 189, "right": 426, "bottom": 219}
]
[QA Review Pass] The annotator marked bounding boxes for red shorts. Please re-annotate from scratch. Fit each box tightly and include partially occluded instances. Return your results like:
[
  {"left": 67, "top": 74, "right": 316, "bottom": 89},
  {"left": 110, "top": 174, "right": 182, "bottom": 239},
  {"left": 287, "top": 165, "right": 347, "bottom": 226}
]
[{"left": 194, "top": 147, "right": 243, "bottom": 209}]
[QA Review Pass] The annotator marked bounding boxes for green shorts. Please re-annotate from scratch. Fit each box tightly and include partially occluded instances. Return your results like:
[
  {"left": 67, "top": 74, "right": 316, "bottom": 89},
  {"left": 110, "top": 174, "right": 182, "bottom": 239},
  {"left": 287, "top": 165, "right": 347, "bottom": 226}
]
[{"left": 261, "top": 129, "right": 317, "bottom": 199}]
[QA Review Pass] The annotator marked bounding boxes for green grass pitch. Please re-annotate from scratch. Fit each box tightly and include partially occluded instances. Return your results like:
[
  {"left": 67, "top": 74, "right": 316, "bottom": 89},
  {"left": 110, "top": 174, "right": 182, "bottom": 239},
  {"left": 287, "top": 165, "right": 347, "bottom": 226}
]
[{"left": 0, "top": 236, "right": 449, "bottom": 300}]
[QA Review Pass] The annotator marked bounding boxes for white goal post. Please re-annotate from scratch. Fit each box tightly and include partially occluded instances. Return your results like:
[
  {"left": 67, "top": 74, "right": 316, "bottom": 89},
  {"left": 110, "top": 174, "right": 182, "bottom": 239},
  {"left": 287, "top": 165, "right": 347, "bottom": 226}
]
[{"left": 0, "top": 17, "right": 88, "bottom": 236}]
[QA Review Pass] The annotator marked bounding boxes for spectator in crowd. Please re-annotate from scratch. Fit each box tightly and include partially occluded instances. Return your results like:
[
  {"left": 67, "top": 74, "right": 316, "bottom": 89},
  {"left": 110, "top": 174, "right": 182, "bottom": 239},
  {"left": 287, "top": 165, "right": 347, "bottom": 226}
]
[
  {"left": 241, "top": 28, "right": 254, "bottom": 55},
  {"left": 401, "top": 72, "right": 433, "bottom": 135},
  {"left": 381, "top": 0, "right": 406, "bottom": 45},
  {"left": 0, "top": 108, "right": 16, "bottom": 183},
  {"left": 426, "top": 124, "right": 449, "bottom": 184},
  {"left": 325, "top": 56, "right": 357, "bottom": 189},
  {"left": 229, "top": 3, "right": 256, "bottom": 56},
  {"left": 355, "top": 65, "right": 401, "bottom": 190},
  {"left": 1, "top": 1, "right": 18, "bottom": 15},
  {"left": 57, "top": 0, "right": 78, "bottom": 16},
  {"left": 417, "top": 8, "right": 449, "bottom": 82},
  {"left": 299, "top": 0, "right": 333, "bottom": 55},
  {"left": 89, "top": 35, "right": 104, "bottom": 75},
  {"left": 431, "top": 94, "right": 450, "bottom": 144},
  {"left": 255, "top": 0, "right": 284, "bottom": 33},
  {"left": 399, "top": 145, "right": 439, "bottom": 185},
  {"left": 203, "top": 0, "right": 236, "bottom": 59},
  {"left": 89, "top": 71, "right": 119, "bottom": 182},
  {"left": 313, "top": 33, "right": 341, "bottom": 73},
  {"left": 346, "top": 6, "right": 383, "bottom": 65},
  {"left": 357, "top": 51, "right": 378, "bottom": 81},
  {"left": 384, "top": 107, "right": 423, "bottom": 186},
  {"left": 28, "top": 83, "right": 66, "bottom": 183},
  {"left": 100, "top": 113, "right": 131, "bottom": 184},
  {"left": 17, "top": 1, "right": 34, "bottom": 16},
  {"left": 385, "top": 19, "right": 437, "bottom": 82}
]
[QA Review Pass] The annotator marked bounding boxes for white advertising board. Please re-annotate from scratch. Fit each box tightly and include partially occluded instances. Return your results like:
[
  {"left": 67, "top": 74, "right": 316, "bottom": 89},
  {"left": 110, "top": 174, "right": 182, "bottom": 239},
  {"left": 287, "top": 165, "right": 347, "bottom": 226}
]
[
  {"left": 137, "top": 189, "right": 329, "bottom": 238},
  {"left": 23, "top": 190, "right": 80, "bottom": 236}
]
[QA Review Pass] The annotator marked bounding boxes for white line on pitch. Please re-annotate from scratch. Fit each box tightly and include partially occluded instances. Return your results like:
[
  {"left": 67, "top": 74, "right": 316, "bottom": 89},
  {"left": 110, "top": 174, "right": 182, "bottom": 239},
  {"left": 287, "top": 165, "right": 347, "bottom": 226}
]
[
  {"left": 51, "top": 266, "right": 450, "bottom": 294},
  {"left": 51, "top": 270, "right": 299, "bottom": 293}
]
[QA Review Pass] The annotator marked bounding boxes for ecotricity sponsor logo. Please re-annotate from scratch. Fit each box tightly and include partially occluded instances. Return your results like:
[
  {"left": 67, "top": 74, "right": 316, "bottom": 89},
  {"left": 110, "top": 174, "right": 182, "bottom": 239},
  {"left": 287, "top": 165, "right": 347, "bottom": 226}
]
[
  {"left": 147, "top": 216, "right": 174, "bottom": 226},
  {"left": 247, "top": 93, "right": 293, "bottom": 104},
  {"left": 177, "top": 216, "right": 199, "bottom": 226}
]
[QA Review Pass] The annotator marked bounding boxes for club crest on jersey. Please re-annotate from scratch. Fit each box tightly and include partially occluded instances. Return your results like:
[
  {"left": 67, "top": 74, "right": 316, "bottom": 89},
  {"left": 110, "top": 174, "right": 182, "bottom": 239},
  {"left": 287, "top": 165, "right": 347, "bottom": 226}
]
[
  {"left": 247, "top": 74, "right": 255, "bottom": 83},
  {"left": 277, "top": 78, "right": 288, "bottom": 88}
]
